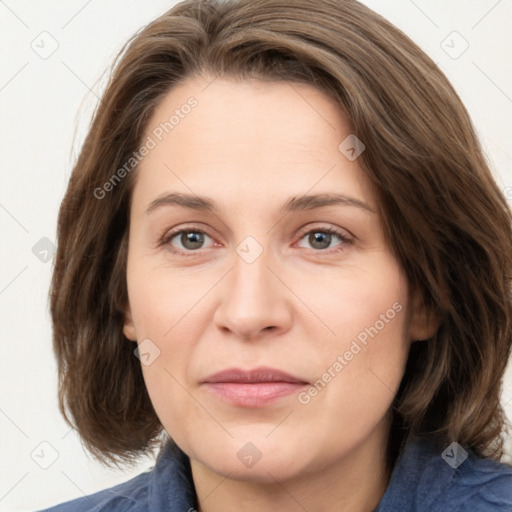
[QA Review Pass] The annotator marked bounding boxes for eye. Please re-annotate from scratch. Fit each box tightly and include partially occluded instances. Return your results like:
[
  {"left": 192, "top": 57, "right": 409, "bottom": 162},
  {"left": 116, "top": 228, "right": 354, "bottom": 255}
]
[
  {"left": 163, "top": 229, "right": 216, "bottom": 253},
  {"left": 161, "top": 225, "right": 352, "bottom": 255},
  {"left": 296, "top": 227, "right": 352, "bottom": 252}
]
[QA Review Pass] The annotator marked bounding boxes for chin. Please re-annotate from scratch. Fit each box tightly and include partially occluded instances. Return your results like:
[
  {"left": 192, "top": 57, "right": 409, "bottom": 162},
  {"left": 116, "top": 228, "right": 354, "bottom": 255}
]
[
  {"left": 187, "top": 434, "right": 312, "bottom": 483},
  {"left": 202, "top": 451, "right": 304, "bottom": 484}
]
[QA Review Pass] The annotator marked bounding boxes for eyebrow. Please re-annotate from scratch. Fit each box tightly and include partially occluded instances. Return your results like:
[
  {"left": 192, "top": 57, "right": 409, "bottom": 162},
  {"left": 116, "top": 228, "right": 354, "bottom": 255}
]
[{"left": 145, "top": 192, "right": 374, "bottom": 215}]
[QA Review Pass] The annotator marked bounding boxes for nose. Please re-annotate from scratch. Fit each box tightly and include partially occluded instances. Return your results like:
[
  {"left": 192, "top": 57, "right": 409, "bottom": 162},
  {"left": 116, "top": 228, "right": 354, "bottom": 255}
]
[{"left": 213, "top": 244, "right": 293, "bottom": 341}]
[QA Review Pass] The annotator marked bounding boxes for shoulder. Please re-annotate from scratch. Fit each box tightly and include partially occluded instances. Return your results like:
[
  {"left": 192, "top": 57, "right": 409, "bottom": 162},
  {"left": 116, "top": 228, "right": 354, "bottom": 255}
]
[
  {"left": 446, "top": 449, "right": 512, "bottom": 512},
  {"left": 38, "top": 470, "right": 153, "bottom": 512},
  {"left": 376, "top": 436, "right": 512, "bottom": 512}
]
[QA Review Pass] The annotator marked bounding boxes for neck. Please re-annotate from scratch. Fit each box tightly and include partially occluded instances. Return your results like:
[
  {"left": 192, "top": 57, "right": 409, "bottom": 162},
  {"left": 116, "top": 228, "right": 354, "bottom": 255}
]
[{"left": 190, "top": 419, "right": 392, "bottom": 512}]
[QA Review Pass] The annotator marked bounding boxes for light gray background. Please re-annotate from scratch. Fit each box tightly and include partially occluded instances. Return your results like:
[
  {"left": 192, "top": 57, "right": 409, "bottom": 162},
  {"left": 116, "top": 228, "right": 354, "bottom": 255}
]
[{"left": 1, "top": 1, "right": 511, "bottom": 511}]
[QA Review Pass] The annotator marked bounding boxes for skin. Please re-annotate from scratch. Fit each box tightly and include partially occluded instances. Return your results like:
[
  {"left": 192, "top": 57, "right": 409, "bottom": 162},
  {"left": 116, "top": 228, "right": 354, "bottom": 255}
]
[{"left": 123, "top": 75, "right": 436, "bottom": 512}]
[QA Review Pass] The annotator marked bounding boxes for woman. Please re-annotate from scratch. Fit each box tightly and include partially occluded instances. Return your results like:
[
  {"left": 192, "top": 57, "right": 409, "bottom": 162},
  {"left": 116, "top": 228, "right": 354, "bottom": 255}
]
[{"left": 43, "top": 0, "right": 512, "bottom": 510}]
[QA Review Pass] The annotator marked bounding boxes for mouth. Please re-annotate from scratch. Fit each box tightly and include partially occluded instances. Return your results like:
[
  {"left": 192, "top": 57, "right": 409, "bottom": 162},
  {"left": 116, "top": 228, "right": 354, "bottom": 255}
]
[{"left": 201, "top": 366, "right": 309, "bottom": 407}]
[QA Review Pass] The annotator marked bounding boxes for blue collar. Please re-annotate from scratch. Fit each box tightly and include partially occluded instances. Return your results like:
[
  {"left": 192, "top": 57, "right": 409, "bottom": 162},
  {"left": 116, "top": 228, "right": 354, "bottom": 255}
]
[
  {"left": 148, "top": 435, "right": 512, "bottom": 512},
  {"left": 43, "top": 434, "right": 512, "bottom": 511}
]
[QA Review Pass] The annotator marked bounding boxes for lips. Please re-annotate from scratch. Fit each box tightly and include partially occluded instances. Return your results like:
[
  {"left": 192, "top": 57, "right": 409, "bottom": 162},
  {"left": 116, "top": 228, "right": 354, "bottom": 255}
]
[
  {"left": 203, "top": 367, "right": 308, "bottom": 384},
  {"left": 201, "top": 366, "right": 309, "bottom": 407}
]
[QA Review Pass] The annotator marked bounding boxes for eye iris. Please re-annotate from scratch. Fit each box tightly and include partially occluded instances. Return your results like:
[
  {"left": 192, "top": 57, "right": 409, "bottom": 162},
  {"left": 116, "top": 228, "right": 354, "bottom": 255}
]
[
  {"left": 182, "top": 231, "right": 204, "bottom": 250},
  {"left": 309, "top": 231, "right": 331, "bottom": 250}
]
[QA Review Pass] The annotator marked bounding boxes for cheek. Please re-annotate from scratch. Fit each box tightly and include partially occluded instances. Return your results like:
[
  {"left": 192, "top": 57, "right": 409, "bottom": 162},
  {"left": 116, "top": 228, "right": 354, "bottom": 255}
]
[
  {"left": 127, "top": 272, "right": 199, "bottom": 372},
  {"left": 126, "top": 254, "right": 217, "bottom": 339},
  {"left": 292, "top": 254, "right": 409, "bottom": 355},
  {"left": 293, "top": 257, "right": 410, "bottom": 410},
  {"left": 125, "top": 262, "right": 215, "bottom": 431}
]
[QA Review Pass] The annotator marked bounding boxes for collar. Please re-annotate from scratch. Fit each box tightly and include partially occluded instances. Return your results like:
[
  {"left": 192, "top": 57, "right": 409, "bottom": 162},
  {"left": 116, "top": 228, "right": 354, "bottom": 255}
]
[{"left": 148, "top": 435, "right": 512, "bottom": 511}]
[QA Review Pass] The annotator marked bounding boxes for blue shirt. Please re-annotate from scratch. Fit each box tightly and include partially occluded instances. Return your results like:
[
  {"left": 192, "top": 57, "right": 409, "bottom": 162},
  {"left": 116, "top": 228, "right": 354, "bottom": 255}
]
[{"left": 39, "top": 436, "right": 512, "bottom": 511}]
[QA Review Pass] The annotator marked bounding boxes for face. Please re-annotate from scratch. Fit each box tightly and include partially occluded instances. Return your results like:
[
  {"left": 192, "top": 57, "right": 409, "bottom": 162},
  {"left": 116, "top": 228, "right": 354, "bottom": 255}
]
[{"left": 123, "top": 76, "right": 432, "bottom": 483}]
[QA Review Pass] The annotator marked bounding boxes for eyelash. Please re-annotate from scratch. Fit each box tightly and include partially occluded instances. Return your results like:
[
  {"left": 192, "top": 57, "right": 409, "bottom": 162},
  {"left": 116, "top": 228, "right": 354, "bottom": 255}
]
[{"left": 159, "top": 225, "right": 353, "bottom": 256}]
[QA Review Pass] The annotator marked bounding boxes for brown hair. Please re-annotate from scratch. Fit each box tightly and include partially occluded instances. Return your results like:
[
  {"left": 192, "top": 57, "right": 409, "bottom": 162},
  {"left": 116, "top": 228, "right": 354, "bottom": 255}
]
[{"left": 51, "top": 0, "right": 512, "bottom": 467}]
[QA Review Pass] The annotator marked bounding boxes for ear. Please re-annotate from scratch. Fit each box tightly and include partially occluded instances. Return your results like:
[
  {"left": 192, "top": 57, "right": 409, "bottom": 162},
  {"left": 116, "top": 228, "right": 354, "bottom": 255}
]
[
  {"left": 409, "top": 289, "right": 441, "bottom": 341},
  {"left": 123, "top": 303, "right": 137, "bottom": 342}
]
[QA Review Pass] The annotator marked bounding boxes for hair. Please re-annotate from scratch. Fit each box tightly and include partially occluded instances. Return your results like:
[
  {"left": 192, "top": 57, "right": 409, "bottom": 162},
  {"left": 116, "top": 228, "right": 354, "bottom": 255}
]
[{"left": 51, "top": 0, "right": 512, "bottom": 469}]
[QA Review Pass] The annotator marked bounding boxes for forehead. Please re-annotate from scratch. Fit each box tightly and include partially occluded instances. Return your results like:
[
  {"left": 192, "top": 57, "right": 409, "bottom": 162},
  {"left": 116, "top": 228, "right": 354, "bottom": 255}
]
[{"left": 132, "top": 76, "right": 376, "bottom": 214}]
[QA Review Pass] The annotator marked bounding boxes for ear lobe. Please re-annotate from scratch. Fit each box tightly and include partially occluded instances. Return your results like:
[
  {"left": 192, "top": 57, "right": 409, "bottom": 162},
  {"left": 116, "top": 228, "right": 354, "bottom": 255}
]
[
  {"left": 123, "top": 305, "right": 137, "bottom": 342},
  {"left": 409, "top": 290, "right": 441, "bottom": 341}
]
